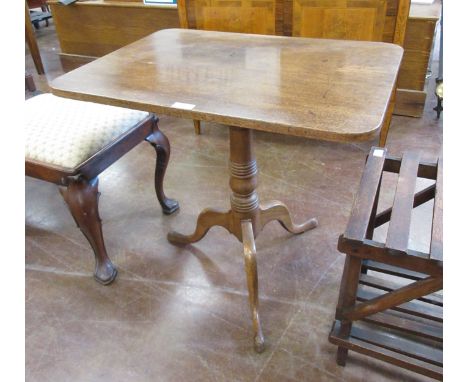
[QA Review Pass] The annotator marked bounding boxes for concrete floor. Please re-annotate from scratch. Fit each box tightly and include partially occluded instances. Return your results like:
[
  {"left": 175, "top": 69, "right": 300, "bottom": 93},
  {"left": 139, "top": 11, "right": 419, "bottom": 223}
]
[{"left": 26, "top": 20, "right": 442, "bottom": 382}]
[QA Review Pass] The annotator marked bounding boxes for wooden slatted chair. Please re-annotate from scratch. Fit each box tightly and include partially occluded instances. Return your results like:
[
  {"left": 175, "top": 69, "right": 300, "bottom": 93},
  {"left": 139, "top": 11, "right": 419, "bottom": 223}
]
[
  {"left": 329, "top": 146, "right": 443, "bottom": 380},
  {"left": 291, "top": 0, "right": 411, "bottom": 146},
  {"left": 177, "top": 0, "right": 282, "bottom": 135},
  {"left": 25, "top": 94, "right": 179, "bottom": 285}
]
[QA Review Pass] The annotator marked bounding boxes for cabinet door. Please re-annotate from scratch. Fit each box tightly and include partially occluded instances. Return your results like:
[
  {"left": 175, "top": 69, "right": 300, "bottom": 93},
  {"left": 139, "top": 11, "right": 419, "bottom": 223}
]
[
  {"left": 292, "top": 0, "right": 387, "bottom": 41},
  {"left": 192, "top": 0, "right": 277, "bottom": 35}
]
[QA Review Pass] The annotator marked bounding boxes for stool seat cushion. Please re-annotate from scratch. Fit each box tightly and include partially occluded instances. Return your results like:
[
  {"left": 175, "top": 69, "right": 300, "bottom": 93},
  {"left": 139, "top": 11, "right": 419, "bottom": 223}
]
[{"left": 25, "top": 94, "right": 149, "bottom": 169}]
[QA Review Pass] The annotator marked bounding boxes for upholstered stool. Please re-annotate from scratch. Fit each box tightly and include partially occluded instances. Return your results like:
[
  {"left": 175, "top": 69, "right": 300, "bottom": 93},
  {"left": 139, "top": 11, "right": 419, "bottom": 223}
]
[{"left": 26, "top": 94, "right": 179, "bottom": 285}]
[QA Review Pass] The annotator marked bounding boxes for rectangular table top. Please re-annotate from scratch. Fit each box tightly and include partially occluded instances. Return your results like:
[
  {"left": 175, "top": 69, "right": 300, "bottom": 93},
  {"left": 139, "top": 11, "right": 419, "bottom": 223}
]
[{"left": 50, "top": 28, "right": 403, "bottom": 142}]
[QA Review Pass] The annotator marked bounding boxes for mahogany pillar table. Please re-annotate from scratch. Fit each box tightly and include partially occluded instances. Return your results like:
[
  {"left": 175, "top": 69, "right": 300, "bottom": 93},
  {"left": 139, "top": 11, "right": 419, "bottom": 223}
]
[{"left": 50, "top": 29, "right": 403, "bottom": 352}]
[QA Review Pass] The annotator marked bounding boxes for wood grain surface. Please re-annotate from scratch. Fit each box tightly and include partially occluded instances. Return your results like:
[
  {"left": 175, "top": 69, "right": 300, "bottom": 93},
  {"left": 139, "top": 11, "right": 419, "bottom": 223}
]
[
  {"left": 49, "top": 0, "right": 179, "bottom": 57},
  {"left": 50, "top": 28, "right": 403, "bottom": 142},
  {"left": 178, "top": 0, "right": 277, "bottom": 35},
  {"left": 292, "top": 0, "right": 387, "bottom": 41}
]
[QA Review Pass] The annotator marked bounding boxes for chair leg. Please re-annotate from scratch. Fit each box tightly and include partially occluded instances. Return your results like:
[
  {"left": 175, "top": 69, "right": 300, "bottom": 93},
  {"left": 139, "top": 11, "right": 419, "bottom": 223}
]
[
  {"left": 25, "top": 73, "right": 36, "bottom": 92},
  {"left": 434, "top": 96, "right": 443, "bottom": 119},
  {"left": 193, "top": 120, "right": 201, "bottom": 135},
  {"left": 360, "top": 261, "right": 368, "bottom": 274},
  {"left": 59, "top": 176, "right": 117, "bottom": 285},
  {"left": 334, "top": 254, "right": 362, "bottom": 366},
  {"left": 146, "top": 119, "right": 180, "bottom": 215}
]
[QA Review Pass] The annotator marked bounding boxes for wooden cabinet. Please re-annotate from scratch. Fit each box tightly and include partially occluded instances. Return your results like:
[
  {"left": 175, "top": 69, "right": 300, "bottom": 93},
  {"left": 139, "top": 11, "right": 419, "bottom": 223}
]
[
  {"left": 394, "top": 0, "right": 441, "bottom": 117},
  {"left": 48, "top": 0, "right": 180, "bottom": 71}
]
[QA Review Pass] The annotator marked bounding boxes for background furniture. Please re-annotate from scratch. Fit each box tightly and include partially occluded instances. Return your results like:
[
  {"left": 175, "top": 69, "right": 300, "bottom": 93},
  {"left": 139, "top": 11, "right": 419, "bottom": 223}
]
[
  {"left": 434, "top": 79, "right": 442, "bottom": 118},
  {"left": 178, "top": 0, "right": 278, "bottom": 34},
  {"left": 329, "top": 146, "right": 443, "bottom": 380},
  {"left": 27, "top": 0, "right": 52, "bottom": 28},
  {"left": 394, "top": 0, "right": 441, "bottom": 117},
  {"left": 48, "top": 0, "right": 179, "bottom": 71},
  {"left": 26, "top": 94, "right": 179, "bottom": 285},
  {"left": 27, "top": 0, "right": 50, "bottom": 10},
  {"left": 25, "top": 73, "right": 36, "bottom": 92},
  {"left": 25, "top": 1, "right": 45, "bottom": 74},
  {"left": 433, "top": 0, "right": 442, "bottom": 118},
  {"left": 49, "top": 28, "right": 403, "bottom": 352},
  {"left": 292, "top": 0, "right": 404, "bottom": 43}
]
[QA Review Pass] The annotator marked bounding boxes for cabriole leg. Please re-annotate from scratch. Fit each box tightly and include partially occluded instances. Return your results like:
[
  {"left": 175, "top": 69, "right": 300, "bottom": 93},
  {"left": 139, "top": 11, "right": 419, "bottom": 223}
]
[
  {"left": 146, "top": 118, "right": 179, "bottom": 215},
  {"left": 59, "top": 176, "right": 117, "bottom": 285}
]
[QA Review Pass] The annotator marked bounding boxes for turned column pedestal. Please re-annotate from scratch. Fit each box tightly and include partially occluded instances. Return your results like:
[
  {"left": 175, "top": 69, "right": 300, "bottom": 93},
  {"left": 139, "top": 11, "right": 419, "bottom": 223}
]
[{"left": 168, "top": 126, "right": 318, "bottom": 352}]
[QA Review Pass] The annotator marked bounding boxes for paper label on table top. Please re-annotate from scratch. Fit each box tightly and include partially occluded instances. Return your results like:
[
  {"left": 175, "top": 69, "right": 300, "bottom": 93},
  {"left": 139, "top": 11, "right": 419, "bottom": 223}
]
[
  {"left": 373, "top": 149, "right": 385, "bottom": 157},
  {"left": 171, "top": 102, "right": 196, "bottom": 110},
  {"left": 411, "top": 0, "right": 434, "bottom": 4},
  {"left": 144, "top": 0, "right": 176, "bottom": 4}
]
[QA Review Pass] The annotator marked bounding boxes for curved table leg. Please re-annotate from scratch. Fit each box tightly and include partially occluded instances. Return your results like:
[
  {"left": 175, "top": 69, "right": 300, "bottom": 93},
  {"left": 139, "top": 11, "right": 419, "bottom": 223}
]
[
  {"left": 146, "top": 118, "right": 179, "bottom": 215},
  {"left": 260, "top": 200, "right": 318, "bottom": 234},
  {"left": 167, "top": 208, "right": 232, "bottom": 245},
  {"left": 241, "top": 220, "right": 265, "bottom": 353}
]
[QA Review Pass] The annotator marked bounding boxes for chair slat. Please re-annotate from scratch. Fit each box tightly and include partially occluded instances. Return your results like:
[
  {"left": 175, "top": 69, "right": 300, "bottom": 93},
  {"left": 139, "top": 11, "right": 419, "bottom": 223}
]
[
  {"left": 364, "top": 260, "right": 428, "bottom": 280},
  {"left": 383, "top": 156, "right": 438, "bottom": 180},
  {"left": 362, "top": 311, "right": 443, "bottom": 342},
  {"left": 351, "top": 323, "right": 443, "bottom": 366},
  {"left": 374, "top": 183, "right": 435, "bottom": 228},
  {"left": 430, "top": 159, "right": 443, "bottom": 261},
  {"left": 345, "top": 147, "right": 387, "bottom": 242},
  {"left": 386, "top": 151, "right": 420, "bottom": 253},
  {"left": 329, "top": 321, "right": 443, "bottom": 380}
]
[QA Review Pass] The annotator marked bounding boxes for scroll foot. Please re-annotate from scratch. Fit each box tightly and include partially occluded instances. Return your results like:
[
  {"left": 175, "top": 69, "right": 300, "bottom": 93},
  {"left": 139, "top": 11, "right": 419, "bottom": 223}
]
[
  {"left": 260, "top": 200, "right": 318, "bottom": 234},
  {"left": 168, "top": 208, "right": 232, "bottom": 245}
]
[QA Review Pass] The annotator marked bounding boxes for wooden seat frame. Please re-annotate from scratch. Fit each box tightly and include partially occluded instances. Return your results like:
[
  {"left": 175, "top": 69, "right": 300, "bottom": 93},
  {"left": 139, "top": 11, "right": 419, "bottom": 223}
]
[
  {"left": 26, "top": 113, "right": 179, "bottom": 285},
  {"left": 329, "top": 147, "right": 443, "bottom": 380}
]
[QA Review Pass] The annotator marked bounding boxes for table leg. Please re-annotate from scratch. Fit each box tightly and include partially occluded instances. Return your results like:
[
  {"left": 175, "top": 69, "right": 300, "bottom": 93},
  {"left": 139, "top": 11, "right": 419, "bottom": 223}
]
[
  {"left": 168, "top": 126, "right": 318, "bottom": 351},
  {"left": 241, "top": 220, "right": 265, "bottom": 353},
  {"left": 167, "top": 208, "right": 232, "bottom": 244},
  {"left": 260, "top": 200, "right": 318, "bottom": 233}
]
